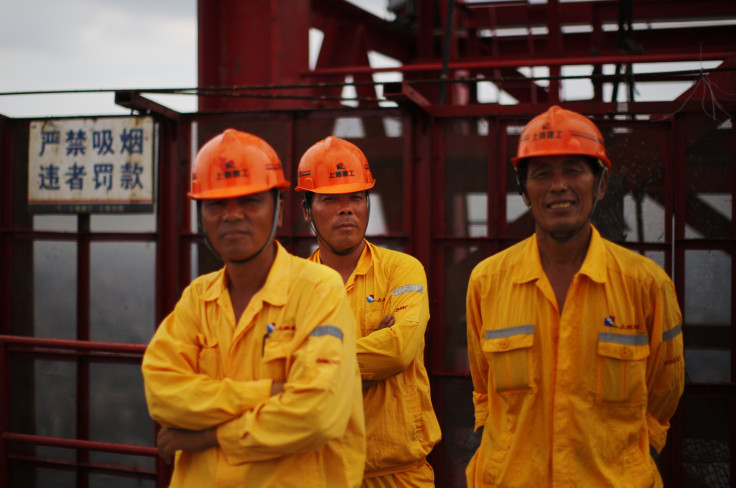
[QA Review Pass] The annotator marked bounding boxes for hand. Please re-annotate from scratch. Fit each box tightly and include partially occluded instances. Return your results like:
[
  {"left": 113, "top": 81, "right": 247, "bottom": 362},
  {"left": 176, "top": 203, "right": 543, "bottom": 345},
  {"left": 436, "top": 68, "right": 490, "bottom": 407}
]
[
  {"left": 271, "top": 381, "right": 285, "bottom": 396},
  {"left": 377, "top": 315, "right": 395, "bottom": 330},
  {"left": 157, "top": 427, "right": 218, "bottom": 465}
]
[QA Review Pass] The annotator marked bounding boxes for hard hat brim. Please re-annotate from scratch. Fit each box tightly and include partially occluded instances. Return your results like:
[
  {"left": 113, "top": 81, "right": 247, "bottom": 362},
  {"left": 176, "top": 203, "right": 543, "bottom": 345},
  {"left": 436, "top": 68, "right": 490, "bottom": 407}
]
[
  {"left": 189, "top": 181, "right": 290, "bottom": 200},
  {"left": 294, "top": 181, "right": 375, "bottom": 194},
  {"left": 512, "top": 151, "right": 611, "bottom": 169}
]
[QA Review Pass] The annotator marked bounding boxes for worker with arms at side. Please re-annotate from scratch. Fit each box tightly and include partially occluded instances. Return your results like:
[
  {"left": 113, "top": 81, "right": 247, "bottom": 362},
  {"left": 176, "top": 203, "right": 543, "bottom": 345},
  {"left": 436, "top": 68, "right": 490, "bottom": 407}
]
[
  {"left": 141, "top": 129, "right": 365, "bottom": 487},
  {"left": 295, "top": 136, "right": 441, "bottom": 488},
  {"left": 466, "top": 106, "right": 685, "bottom": 487}
]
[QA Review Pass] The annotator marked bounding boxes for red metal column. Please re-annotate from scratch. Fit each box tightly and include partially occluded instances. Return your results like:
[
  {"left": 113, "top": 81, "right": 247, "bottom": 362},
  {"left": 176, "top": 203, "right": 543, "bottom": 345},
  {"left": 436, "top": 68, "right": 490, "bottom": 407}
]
[
  {"left": 197, "top": 0, "right": 311, "bottom": 111},
  {"left": 157, "top": 119, "right": 183, "bottom": 322},
  {"left": 76, "top": 214, "right": 90, "bottom": 488},
  {"left": 155, "top": 118, "right": 183, "bottom": 487},
  {"left": 546, "top": 0, "right": 562, "bottom": 104}
]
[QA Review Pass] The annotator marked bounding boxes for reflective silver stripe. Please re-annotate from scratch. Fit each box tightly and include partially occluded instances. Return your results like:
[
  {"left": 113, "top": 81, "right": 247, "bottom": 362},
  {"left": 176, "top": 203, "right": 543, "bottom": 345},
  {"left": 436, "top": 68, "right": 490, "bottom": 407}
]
[
  {"left": 485, "top": 324, "right": 534, "bottom": 340},
  {"left": 662, "top": 323, "right": 682, "bottom": 342},
  {"left": 599, "top": 332, "right": 648, "bottom": 346},
  {"left": 310, "top": 325, "right": 343, "bottom": 341},
  {"left": 392, "top": 284, "right": 424, "bottom": 296}
]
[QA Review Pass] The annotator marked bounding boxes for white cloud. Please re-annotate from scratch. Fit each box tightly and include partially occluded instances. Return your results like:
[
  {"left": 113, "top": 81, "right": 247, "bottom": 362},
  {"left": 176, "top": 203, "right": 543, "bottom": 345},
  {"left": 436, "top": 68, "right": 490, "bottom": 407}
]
[{"left": 0, "top": 0, "right": 197, "bottom": 117}]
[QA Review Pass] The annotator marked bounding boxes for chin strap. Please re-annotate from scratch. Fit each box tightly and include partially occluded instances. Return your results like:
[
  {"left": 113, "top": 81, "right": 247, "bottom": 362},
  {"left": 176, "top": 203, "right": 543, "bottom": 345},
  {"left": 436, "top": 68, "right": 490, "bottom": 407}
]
[{"left": 198, "top": 190, "right": 281, "bottom": 264}]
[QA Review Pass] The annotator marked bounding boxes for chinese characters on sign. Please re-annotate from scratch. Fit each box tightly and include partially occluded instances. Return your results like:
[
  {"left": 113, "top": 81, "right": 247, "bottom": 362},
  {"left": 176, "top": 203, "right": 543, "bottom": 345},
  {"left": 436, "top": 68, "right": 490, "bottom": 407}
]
[{"left": 28, "top": 117, "right": 155, "bottom": 213}]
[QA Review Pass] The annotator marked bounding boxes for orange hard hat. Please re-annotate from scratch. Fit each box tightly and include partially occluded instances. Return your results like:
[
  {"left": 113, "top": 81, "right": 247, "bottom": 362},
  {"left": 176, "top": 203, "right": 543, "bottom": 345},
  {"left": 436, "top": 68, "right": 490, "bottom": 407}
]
[
  {"left": 295, "top": 136, "right": 375, "bottom": 194},
  {"left": 512, "top": 105, "right": 611, "bottom": 169},
  {"left": 188, "top": 129, "right": 290, "bottom": 200}
]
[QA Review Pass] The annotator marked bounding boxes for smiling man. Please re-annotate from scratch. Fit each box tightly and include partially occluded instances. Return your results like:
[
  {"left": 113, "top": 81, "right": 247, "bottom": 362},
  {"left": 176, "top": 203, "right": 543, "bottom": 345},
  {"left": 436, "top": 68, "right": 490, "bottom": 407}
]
[
  {"left": 465, "top": 106, "right": 685, "bottom": 487},
  {"left": 141, "top": 129, "right": 365, "bottom": 487},
  {"left": 296, "top": 136, "right": 441, "bottom": 488}
]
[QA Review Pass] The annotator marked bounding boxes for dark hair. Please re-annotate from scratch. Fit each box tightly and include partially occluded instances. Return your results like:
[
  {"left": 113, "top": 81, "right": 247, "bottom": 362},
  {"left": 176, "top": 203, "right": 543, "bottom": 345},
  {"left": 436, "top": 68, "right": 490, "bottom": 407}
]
[
  {"left": 302, "top": 190, "right": 370, "bottom": 208},
  {"left": 516, "top": 156, "right": 604, "bottom": 185}
]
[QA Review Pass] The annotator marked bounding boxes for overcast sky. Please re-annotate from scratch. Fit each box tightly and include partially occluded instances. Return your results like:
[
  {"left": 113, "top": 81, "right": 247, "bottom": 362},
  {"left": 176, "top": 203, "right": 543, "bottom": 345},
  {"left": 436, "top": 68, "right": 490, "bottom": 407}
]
[
  {"left": 0, "top": 0, "right": 201, "bottom": 117},
  {"left": 0, "top": 0, "right": 399, "bottom": 119}
]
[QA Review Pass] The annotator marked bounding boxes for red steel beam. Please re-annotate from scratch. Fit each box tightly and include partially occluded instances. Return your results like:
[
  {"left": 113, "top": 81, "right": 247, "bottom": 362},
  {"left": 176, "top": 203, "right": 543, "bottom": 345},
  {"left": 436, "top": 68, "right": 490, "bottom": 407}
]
[
  {"left": 0, "top": 336, "right": 147, "bottom": 354},
  {"left": 3, "top": 433, "right": 157, "bottom": 458},
  {"left": 308, "top": 51, "right": 735, "bottom": 76},
  {"left": 459, "top": 0, "right": 736, "bottom": 28},
  {"left": 460, "top": 26, "right": 736, "bottom": 60}
]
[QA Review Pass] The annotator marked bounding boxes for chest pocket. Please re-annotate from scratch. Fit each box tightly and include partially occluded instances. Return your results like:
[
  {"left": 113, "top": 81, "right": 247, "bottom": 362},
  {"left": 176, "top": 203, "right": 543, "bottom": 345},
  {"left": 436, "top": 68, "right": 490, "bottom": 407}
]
[
  {"left": 482, "top": 325, "right": 535, "bottom": 393},
  {"left": 261, "top": 328, "right": 294, "bottom": 382},
  {"left": 596, "top": 332, "right": 649, "bottom": 405}
]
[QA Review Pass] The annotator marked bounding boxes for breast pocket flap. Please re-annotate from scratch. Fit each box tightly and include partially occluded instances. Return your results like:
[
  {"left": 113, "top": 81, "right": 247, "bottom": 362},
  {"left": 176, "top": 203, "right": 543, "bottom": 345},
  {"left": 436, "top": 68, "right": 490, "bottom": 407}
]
[
  {"left": 262, "top": 342, "right": 289, "bottom": 363},
  {"left": 597, "top": 337, "right": 650, "bottom": 361},
  {"left": 482, "top": 326, "right": 534, "bottom": 353}
]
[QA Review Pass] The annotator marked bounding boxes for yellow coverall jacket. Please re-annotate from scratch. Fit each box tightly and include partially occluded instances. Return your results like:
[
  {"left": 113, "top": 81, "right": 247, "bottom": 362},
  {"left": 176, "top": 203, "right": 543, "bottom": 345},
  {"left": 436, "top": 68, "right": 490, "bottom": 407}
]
[
  {"left": 142, "top": 242, "right": 366, "bottom": 488},
  {"left": 310, "top": 240, "right": 441, "bottom": 480},
  {"left": 466, "top": 228, "right": 685, "bottom": 487}
]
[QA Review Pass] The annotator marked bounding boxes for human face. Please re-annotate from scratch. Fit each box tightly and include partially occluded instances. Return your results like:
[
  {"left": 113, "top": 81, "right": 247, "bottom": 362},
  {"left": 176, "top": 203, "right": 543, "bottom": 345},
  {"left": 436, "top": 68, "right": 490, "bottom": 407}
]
[
  {"left": 524, "top": 156, "right": 607, "bottom": 240},
  {"left": 305, "top": 191, "right": 368, "bottom": 252},
  {"left": 200, "top": 191, "right": 281, "bottom": 263}
]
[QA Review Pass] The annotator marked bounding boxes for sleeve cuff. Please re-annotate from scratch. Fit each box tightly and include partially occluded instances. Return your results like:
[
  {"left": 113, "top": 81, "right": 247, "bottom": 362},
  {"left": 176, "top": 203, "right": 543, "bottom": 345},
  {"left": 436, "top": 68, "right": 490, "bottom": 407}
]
[
  {"left": 473, "top": 391, "right": 489, "bottom": 431},
  {"left": 216, "top": 416, "right": 248, "bottom": 465},
  {"left": 646, "top": 412, "right": 669, "bottom": 453}
]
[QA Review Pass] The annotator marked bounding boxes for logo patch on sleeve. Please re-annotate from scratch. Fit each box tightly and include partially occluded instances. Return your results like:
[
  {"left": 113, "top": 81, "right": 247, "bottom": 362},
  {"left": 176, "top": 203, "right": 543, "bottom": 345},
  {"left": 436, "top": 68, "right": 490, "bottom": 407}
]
[{"left": 317, "top": 358, "right": 341, "bottom": 365}]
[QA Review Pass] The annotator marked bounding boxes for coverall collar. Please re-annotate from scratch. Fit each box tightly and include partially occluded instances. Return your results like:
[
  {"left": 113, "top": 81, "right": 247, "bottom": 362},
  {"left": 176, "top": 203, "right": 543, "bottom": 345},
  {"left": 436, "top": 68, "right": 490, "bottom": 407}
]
[
  {"left": 199, "top": 241, "right": 290, "bottom": 307},
  {"left": 311, "top": 238, "right": 374, "bottom": 286},
  {"left": 513, "top": 225, "right": 607, "bottom": 285},
  {"left": 352, "top": 239, "right": 375, "bottom": 277},
  {"left": 575, "top": 226, "right": 607, "bottom": 284}
]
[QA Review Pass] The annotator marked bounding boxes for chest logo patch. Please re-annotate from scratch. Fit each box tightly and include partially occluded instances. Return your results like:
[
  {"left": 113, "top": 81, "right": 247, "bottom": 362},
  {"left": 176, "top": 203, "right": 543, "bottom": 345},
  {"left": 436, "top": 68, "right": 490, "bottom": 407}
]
[
  {"left": 604, "top": 316, "right": 639, "bottom": 330},
  {"left": 366, "top": 294, "right": 385, "bottom": 303}
]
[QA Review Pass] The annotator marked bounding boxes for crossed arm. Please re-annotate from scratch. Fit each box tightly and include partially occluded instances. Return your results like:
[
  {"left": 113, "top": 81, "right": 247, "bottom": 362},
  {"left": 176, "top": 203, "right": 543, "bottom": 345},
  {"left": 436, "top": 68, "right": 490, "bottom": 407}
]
[
  {"left": 361, "top": 315, "right": 395, "bottom": 391},
  {"left": 142, "top": 275, "right": 359, "bottom": 466},
  {"left": 155, "top": 382, "right": 285, "bottom": 464}
]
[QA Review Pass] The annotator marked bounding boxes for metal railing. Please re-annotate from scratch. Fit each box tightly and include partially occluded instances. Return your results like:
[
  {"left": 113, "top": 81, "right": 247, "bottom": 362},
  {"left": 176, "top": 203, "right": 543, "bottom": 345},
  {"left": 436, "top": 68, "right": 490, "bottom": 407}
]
[{"left": 0, "top": 335, "right": 167, "bottom": 487}]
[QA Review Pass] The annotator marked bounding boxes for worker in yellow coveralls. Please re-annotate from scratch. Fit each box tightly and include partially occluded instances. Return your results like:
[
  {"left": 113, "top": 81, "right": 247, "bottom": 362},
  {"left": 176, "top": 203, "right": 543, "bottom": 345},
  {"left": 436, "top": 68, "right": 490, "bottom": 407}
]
[
  {"left": 466, "top": 106, "right": 685, "bottom": 487},
  {"left": 295, "top": 136, "right": 441, "bottom": 488},
  {"left": 141, "top": 129, "right": 365, "bottom": 488}
]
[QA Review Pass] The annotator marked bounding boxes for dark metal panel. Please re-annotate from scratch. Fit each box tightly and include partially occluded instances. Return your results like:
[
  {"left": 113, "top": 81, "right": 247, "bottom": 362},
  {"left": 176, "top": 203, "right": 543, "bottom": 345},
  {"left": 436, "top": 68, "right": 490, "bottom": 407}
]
[
  {"left": 0, "top": 118, "right": 12, "bottom": 337},
  {"left": 429, "top": 119, "right": 446, "bottom": 376},
  {"left": 488, "top": 117, "right": 500, "bottom": 240},
  {"left": 0, "top": 338, "right": 8, "bottom": 488},
  {"left": 730, "top": 121, "right": 736, "bottom": 486}
]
